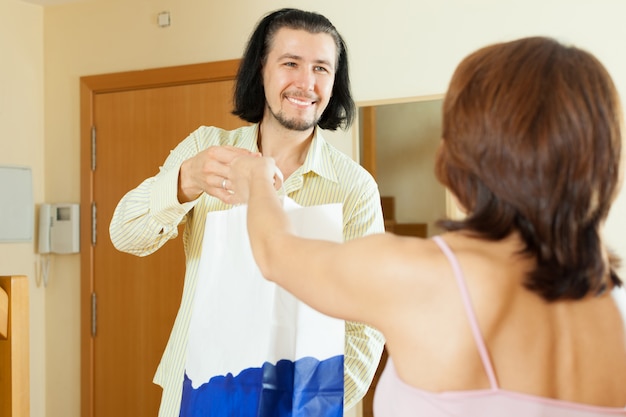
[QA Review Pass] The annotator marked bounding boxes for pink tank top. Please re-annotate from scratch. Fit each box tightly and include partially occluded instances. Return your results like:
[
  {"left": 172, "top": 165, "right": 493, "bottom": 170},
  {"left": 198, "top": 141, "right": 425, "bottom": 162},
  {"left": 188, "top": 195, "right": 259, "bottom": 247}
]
[{"left": 373, "top": 236, "right": 626, "bottom": 417}]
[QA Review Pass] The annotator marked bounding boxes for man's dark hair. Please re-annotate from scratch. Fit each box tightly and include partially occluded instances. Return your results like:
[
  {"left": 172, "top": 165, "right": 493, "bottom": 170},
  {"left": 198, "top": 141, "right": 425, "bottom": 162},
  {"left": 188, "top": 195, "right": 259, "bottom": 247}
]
[{"left": 232, "top": 8, "right": 355, "bottom": 131}]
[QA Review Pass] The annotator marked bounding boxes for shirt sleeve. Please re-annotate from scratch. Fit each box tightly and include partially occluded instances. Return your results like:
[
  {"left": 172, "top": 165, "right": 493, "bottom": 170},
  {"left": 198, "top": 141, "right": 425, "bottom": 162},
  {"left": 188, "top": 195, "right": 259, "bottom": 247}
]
[
  {"left": 109, "top": 131, "right": 202, "bottom": 257},
  {"left": 341, "top": 177, "right": 387, "bottom": 410}
]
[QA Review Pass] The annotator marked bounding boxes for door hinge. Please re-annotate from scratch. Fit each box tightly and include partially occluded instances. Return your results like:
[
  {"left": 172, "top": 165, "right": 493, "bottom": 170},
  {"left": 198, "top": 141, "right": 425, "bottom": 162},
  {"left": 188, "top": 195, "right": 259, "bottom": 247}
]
[
  {"left": 91, "top": 125, "right": 97, "bottom": 171},
  {"left": 91, "top": 202, "right": 97, "bottom": 246},
  {"left": 91, "top": 292, "right": 97, "bottom": 337}
]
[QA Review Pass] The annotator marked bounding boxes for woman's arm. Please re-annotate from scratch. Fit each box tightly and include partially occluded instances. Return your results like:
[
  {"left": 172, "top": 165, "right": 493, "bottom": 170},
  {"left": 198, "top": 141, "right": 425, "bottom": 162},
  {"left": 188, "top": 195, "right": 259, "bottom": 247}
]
[{"left": 230, "top": 155, "right": 414, "bottom": 329}]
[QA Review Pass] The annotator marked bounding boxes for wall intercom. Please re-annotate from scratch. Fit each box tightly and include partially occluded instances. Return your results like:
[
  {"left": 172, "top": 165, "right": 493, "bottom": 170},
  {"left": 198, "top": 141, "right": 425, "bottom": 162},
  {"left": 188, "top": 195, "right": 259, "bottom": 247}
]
[{"left": 38, "top": 203, "right": 80, "bottom": 254}]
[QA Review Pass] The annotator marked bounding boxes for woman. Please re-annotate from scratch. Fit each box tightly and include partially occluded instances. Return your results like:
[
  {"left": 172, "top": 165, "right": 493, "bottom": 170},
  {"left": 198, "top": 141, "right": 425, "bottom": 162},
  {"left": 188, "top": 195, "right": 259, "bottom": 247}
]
[{"left": 226, "top": 36, "right": 626, "bottom": 415}]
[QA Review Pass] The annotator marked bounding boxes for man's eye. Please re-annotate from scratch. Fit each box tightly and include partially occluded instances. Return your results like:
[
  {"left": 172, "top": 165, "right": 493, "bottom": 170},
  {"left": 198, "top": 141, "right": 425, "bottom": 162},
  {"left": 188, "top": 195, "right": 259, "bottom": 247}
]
[{"left": 284, "top": 62, "right": 297, "bottom": 67}]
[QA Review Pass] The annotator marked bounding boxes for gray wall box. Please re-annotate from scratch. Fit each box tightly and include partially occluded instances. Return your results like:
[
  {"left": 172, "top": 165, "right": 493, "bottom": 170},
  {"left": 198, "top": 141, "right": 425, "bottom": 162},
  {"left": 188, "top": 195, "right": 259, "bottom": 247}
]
[{"left": 0, "top": 166, "right": 34, "bottom": 242}]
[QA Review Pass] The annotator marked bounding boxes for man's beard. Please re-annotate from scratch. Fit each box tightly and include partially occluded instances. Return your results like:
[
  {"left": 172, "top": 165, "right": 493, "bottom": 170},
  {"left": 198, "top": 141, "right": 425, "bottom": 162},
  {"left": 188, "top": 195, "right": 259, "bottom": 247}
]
[{"left": 268, "top": 105, "right": 319, "bottom": 132}]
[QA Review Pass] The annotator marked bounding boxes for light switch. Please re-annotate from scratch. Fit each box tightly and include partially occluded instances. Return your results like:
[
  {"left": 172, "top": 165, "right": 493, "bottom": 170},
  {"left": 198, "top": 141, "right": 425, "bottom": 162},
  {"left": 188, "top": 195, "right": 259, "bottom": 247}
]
[{"left": 157, "top": 11, "right": 171, "bottom": 28}]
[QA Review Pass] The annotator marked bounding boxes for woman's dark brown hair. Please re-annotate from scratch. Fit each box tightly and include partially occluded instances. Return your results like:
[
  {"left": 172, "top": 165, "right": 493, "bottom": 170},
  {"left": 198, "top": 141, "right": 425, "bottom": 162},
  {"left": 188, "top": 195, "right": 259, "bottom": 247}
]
[{"left": 435, "top": 36, "right": 623, "bottom": 301}]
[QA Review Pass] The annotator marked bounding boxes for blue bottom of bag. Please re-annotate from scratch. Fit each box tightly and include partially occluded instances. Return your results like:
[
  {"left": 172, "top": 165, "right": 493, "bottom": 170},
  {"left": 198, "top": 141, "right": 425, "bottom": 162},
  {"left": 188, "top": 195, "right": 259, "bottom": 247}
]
[{"left": 179, "top": 355, "right": 344, "bottom": 417}]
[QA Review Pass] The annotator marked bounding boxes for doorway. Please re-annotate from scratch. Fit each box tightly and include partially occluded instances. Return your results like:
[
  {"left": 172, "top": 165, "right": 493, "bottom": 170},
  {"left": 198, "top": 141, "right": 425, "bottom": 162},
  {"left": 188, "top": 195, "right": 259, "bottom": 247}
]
[{"left": 359, "top": 96, "right": 447, "bottom": 236}]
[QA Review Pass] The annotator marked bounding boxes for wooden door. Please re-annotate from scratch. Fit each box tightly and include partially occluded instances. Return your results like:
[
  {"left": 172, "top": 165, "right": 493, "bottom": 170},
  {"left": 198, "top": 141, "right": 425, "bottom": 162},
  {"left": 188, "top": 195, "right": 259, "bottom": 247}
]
[
  {"left": 358, "top": 106, "right": 385, "bottom": 417},
  {"left": 359, "top": 106, "right": 377, "bottom": 178},
  {"left": 79, "top": 60, "right": 246, "bottom": 417}
]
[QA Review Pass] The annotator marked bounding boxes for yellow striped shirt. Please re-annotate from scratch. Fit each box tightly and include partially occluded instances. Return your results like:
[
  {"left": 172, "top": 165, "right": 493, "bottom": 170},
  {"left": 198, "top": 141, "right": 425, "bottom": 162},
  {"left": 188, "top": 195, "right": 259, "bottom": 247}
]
[{"left": 109, "top": 124, "right": 386, "bottom": 416}]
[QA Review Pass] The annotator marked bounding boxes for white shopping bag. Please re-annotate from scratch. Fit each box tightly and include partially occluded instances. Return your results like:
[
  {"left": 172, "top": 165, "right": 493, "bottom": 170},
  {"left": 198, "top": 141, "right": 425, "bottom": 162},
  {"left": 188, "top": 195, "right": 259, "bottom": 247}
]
[{"left": 180, "top": 197, "right": 345, "bottom": 417}]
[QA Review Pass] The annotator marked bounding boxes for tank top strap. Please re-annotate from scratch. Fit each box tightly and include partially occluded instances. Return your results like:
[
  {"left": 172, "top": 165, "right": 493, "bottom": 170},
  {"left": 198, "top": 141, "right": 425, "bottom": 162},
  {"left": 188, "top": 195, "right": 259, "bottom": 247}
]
[{"left": 432, "top": 236, "right": 499, "bottom": 390}]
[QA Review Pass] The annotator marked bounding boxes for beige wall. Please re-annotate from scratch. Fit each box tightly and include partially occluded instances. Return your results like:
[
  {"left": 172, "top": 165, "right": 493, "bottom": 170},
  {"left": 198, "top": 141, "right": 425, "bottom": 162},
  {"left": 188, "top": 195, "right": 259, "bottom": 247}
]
[
  {"left": 2, "top": 0, "right": 625, "bottom": 416},
  {"left": 0, "top": 2, "right": 45, "bottom": 417}
]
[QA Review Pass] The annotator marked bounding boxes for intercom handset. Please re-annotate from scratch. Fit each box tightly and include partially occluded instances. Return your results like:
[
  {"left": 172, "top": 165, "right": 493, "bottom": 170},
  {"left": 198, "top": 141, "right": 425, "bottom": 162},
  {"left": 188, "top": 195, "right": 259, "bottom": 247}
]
[{"left": 39, "top": 203, "right": 80, "bottom": 254}]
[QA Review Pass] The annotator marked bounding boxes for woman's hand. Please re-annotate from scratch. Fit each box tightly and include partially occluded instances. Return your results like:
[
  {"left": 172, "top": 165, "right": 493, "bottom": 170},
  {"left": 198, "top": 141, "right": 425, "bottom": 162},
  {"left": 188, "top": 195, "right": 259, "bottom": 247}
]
[
  {"left": 226, "top": 155, "right": 284, "bottom": 205},
  {"left": 178, "top": 146, "right": 258, "bottom": 203}
]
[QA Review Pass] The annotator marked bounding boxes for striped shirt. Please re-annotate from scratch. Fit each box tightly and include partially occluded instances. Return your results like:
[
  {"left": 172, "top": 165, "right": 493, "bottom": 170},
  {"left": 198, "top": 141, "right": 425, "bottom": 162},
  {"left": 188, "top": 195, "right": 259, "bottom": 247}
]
[{"left": 109, "top": 124, "right": 386, "bottom": 416}]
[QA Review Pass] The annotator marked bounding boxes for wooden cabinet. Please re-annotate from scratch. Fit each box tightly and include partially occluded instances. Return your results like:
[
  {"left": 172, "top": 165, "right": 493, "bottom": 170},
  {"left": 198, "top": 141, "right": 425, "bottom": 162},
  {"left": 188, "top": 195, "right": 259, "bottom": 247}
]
[{"left": 0, "top": 275, "right": 30, "bottom": 417}]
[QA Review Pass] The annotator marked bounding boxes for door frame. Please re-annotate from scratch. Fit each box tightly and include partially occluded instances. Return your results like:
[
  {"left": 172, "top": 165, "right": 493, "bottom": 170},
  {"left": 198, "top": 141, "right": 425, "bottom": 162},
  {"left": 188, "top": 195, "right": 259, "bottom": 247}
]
[{"left": 79, "top": 59, "right": 240, "bottom": 417}]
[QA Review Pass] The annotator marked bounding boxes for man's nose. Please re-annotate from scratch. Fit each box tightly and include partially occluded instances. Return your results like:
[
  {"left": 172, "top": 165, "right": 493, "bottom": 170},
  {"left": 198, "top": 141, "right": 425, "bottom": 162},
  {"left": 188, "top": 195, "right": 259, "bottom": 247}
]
[{"left": 294, "top": 67, "right": 315, "bottom": 90}]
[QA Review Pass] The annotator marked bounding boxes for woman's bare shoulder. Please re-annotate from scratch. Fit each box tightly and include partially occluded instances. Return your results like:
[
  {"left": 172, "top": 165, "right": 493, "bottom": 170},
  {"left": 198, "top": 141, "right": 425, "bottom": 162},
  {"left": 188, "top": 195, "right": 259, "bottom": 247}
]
[{"left": 359, "top": 233, "right": 463, "bottom": 299}]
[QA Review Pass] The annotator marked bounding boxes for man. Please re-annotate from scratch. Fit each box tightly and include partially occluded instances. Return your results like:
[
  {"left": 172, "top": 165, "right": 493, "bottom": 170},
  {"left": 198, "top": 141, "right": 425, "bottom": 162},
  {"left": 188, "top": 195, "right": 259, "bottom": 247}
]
[{"left": 109, "top": 8, "right": 385, "bottom": 416}]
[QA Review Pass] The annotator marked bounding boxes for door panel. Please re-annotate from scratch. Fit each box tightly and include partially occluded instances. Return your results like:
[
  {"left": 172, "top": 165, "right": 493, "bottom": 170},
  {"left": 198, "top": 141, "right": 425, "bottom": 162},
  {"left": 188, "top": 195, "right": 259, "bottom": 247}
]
[{"left": 81, "top": 61, "right": 245, "bottom": 417}]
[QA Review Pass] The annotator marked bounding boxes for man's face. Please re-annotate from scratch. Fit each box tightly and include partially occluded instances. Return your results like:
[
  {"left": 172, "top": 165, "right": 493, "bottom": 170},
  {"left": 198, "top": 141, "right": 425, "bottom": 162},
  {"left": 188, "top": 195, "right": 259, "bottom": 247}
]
[{"left": 261, "top": 27, "right": 337, "bottom": 132}]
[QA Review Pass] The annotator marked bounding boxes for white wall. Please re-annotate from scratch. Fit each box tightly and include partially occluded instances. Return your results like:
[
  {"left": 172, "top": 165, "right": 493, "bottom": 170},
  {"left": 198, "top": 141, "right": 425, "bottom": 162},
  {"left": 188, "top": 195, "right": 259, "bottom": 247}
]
[{"left": 3, "top": 0, "right": 623, "bottom": 416}]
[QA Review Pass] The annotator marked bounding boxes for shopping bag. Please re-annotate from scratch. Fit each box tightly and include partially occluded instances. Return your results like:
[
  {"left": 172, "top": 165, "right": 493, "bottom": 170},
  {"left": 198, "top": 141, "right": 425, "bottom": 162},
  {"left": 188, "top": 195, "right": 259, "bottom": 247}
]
[{"left": 180, "top": 197, "right": 345, "bottom": 417}]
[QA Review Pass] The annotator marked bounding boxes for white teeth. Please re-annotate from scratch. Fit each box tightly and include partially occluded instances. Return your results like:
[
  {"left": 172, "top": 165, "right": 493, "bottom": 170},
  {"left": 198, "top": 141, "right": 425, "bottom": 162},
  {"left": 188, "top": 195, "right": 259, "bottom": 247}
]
[{"left": 287, "top": 96, "right": 312, "bottom": 106}]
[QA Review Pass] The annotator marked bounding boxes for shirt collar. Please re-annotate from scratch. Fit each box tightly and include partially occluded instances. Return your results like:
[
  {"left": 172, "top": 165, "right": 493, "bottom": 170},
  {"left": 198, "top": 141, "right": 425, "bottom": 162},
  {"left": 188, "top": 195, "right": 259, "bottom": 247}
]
[
  {"left": 250, "top": 123, "right": 340, "bottom": 184},
  {"left": 298, "top": 127, "right": 340, "bottom": 184}
]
